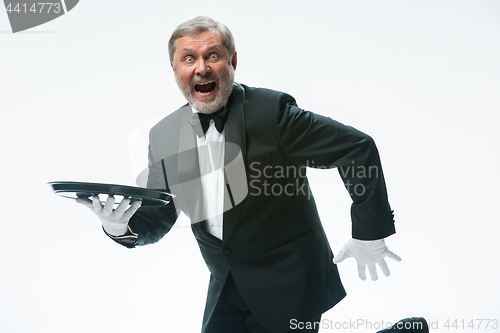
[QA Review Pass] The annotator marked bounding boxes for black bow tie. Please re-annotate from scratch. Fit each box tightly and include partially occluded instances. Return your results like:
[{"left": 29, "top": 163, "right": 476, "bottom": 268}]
[{"left": 188, "top": 107, "right": 229, "bottom": 137}]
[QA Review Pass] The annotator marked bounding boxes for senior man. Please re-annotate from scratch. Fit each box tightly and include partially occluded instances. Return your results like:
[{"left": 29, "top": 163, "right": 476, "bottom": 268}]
[{"left": 77, "top": 16, "right": 404, "bottom": 333}]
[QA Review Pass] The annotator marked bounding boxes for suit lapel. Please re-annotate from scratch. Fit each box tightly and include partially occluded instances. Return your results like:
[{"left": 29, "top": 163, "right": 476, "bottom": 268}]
[
  {"left": 222, "top": 83, "right": 247, "bottom": 243},
  {"left": 177, "top": 104, "right": 199, "bottom": 179},
  {"left": 175, "top": 104, "right": 205, "bottom": 222}
]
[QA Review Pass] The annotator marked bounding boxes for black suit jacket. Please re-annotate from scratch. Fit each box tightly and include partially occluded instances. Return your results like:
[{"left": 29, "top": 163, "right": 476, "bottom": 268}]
[{"left": 117, "top": 83, "right": 395, "bottom": 332}]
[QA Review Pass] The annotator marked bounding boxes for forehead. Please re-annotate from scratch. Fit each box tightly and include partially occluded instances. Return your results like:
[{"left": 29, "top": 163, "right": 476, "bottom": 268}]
[{"left": 175, "top": 30, "right": 224, "bottom": 55}]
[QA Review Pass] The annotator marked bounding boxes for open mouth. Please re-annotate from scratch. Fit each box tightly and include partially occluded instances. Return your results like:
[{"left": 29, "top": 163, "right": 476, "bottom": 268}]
[{"left": 194, "top": 81, "right": 216, "bottom": 95}]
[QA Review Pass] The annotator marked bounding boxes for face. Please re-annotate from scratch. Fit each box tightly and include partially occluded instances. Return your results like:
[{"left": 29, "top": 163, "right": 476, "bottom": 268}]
[{"left": 171, "top": 30, "right": 237, "bottom": 114}]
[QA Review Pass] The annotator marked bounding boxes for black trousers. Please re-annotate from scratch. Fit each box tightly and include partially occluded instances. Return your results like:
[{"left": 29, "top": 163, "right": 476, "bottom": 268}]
[{"left": 203, "top": 272, "right": 322, "bottom": 333}]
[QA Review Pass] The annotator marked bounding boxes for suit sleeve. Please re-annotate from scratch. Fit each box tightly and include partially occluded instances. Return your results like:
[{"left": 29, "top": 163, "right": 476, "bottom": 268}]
[
  {"left": 273, "top": 92, "right": 395, "bottom": 240},
  {"left": 108, "top": 132, "right": 180, "bottom": 249}
]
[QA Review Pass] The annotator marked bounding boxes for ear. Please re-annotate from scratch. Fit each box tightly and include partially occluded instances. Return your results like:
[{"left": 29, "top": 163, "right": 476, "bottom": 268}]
[
  {"left": 231, "top": 51, "right": 237, "bottom": 70},
  {"left": 170, "top": 61, "right": 175, "bottom": 72}
]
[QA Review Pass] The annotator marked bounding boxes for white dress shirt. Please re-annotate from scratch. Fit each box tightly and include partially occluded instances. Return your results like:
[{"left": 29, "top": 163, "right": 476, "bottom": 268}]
[{"left": 193, "top": 107, "right": 225, "bottom": 240}]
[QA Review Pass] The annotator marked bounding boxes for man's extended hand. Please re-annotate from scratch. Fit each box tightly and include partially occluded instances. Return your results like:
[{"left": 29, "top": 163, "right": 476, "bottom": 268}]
[
  {"left": 333, "top": 238, "right": 401, "bottom": 281},
  {"left": 75, "top": 195, "right": 141, "bottom": 236}
]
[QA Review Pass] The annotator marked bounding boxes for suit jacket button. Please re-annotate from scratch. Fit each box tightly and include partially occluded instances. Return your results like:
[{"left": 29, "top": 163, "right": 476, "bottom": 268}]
[{"left": 223, "top": 248, "right": 231, "bottom": 256}]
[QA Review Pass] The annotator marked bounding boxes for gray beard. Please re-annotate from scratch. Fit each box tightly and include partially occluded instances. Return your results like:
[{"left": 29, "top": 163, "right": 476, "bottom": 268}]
[{"left": 175, "top": 67, "right": 235, "bottom": 114}]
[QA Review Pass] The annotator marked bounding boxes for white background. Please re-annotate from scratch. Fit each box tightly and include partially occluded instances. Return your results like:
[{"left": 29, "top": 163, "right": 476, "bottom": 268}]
[{"left": 1, "top": 1, "right": 499, "bottom": 332}]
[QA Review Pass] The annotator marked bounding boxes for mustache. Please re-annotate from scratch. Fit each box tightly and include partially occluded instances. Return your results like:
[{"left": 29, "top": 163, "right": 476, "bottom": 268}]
[{"left": 192, "top": 73, "right": 218, "bottom": 85}]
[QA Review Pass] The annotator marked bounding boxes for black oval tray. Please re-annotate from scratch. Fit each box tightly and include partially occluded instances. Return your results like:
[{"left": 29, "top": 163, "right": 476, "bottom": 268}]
[{"left": 48, "top": 181, "right": 174, "bottom": 206}]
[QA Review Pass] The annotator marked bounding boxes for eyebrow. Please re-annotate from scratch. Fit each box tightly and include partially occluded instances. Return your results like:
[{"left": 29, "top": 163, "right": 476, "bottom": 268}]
[{"left": 180, "top": 44, "right": 223, "bottom": 55}]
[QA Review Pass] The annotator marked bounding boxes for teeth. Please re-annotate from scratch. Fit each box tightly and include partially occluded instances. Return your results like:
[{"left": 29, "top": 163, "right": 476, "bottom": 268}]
[{"left": 197, "top": 81, "right": 214, "bottom": 86}]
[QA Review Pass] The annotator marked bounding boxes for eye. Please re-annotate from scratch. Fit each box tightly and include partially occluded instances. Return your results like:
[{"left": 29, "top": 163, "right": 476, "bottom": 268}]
[
  {"left": 185, "top": 56, "right": 194, "bottom": 62},
  {"left": 209, "top": 53, "right": 218, "bottom": 60}
]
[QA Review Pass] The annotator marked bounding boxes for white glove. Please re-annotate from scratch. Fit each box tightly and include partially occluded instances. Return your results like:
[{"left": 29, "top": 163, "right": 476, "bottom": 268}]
[
  {"left": 75, "top": 195, "right": 142, "bottom": 236},
  {"left": 333, "top": 238, "right": 401, "bottom": 281}
]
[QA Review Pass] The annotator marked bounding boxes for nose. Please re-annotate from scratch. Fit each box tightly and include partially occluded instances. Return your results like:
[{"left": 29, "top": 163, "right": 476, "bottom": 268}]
[{"left": 194, "top": 59, "right": 210, "bottom": 76}]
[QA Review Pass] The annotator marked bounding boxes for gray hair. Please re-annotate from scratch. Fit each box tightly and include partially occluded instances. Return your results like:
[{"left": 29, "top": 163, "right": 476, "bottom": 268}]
[{"left": 168, "top": 16, "right": 236, "bottom": 63}]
